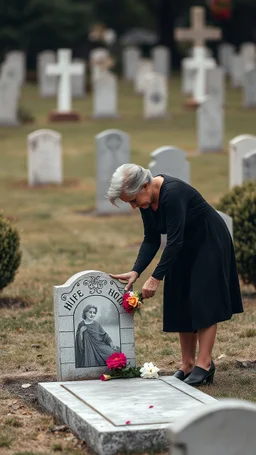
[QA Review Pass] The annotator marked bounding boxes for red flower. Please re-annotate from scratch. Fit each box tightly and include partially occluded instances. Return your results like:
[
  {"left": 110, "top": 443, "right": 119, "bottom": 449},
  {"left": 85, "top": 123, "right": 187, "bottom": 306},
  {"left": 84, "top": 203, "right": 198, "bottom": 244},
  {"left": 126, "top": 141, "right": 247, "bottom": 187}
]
[
  {"left": 125, "top": 420, "right": 131, "bottom": 425},
  {"left": 106, "top": 352, "right": 127, "bottom": 370},
  {"left": 122, "top": 298, "right": 134, "bottom": 313},
  {"left": 149, "top": 405, "right": 154, "bottom": 408},
  {"left": 100, "top": 374, "right": 111, "bottom": 381}
]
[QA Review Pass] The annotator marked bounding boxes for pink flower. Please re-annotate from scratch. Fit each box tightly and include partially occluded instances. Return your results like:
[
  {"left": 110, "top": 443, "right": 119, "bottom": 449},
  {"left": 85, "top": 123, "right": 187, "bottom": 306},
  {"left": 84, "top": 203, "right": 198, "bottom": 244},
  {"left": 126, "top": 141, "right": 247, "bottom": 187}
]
[
  {"left": 106, "top": 352, "right": 127, "bottom": 370},
  {"left": 149, "top": 405, "right": 154, "bottom": 408},
  {"left": 100, "top": 374, "right": 112, "bottom": 381},
  {"left": 125, "top": 420, "right": 131, "bottom": 425}
]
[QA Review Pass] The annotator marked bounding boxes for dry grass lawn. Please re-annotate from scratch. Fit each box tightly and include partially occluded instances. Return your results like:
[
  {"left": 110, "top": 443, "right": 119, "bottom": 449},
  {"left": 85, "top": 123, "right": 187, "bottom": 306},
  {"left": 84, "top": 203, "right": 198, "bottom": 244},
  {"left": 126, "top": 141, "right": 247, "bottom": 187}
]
[{"left": 0, "top": 77, "right": 255, "bottom": 455}]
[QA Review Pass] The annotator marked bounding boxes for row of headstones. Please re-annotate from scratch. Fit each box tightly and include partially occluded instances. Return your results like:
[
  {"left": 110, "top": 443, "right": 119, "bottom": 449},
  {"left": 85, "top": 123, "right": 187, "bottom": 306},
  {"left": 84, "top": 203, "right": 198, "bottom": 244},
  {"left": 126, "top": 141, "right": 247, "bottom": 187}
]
[{"left": 0, "top": 51, "right": 26, "bottom": 126}]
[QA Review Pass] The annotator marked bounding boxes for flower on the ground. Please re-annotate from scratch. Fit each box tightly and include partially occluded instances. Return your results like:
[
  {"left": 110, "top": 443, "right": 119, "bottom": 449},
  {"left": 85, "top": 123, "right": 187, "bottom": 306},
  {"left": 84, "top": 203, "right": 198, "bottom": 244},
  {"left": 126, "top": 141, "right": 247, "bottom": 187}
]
[
  {"left": 140, "top": 362, "right": 160, "bottom": 379},
  {"left": 106, "top": 352, "right": 127, "bottom": 370},
  {"left": 122, "top": 291, "right": 143, "bottom": 315},
  {"left": 100, "top": 374, "right": 112, "bottom": 381}
]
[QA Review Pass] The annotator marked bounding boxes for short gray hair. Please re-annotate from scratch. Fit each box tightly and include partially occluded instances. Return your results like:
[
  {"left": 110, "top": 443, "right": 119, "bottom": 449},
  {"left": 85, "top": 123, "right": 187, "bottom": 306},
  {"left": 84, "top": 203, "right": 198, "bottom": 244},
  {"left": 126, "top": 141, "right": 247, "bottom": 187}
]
[{"left": 107, "top": 164, "right": 153, "bottom": 205}]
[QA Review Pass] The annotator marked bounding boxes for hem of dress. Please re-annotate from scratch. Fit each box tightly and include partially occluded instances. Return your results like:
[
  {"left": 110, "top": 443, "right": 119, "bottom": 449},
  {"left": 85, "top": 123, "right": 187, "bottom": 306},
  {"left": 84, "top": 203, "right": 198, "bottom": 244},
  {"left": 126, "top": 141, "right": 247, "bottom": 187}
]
[{"left": 162, "top": 310, "right": 244, "bottom": 333}]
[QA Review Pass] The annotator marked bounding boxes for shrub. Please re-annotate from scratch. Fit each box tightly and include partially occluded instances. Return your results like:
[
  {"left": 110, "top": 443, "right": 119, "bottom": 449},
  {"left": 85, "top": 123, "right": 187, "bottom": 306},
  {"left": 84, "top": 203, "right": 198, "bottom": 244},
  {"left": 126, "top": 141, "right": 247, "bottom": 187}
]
[
  {"left": 17, "top": 106, "right": 35, "bottom": 124},
  {"left": 0, "top": 214, "right": 22, "bottom": 292},
  {"left": 216, "top": 181, "right": 256, "bottom": 288}
]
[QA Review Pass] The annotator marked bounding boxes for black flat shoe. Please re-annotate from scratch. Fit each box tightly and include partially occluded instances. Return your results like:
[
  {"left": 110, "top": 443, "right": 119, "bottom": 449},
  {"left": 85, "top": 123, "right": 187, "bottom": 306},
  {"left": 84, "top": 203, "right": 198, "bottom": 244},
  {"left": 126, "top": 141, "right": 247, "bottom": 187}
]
[
  {"left": 184, "top": 361, "right": 215, "bottom": 386},
  {"left": 173, "top": 370, "right": 193, "bottom": 381}
]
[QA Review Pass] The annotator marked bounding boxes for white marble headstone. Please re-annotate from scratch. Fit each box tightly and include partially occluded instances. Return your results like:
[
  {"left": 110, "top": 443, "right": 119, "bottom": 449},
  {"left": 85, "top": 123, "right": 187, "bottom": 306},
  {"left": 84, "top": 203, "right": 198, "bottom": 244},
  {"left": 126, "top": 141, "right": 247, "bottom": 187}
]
[
  {"left": 54, "top": 270, "right": 135, "bottom": 380},
  {"left": 144, "top": 73, "right": 168, "bottom": 119},
  {"left": 123, "top": 47, "right": 140, "bottom": 81},
  {"left": 0, "top": 79, "right": 20, "bottom": 126},
  {"left": 135, "top": 59, "right": 154, "bottom": 94},
  {"left": 71, "top": 58, "right": 86, "bottom": 98},
  {"left": 206, "top": 67, "right": 225, "bottom": 105},
  {"left": 96, "top": 129, "right": 130, "bottom": 214},
  {"left": 229, "top": 134, "right": 256, "bottom": 188},
  {"left": 197, "top": 97, "right": 223, "bottom": 153},
  {"left": 4, "top": 51, "right": 26, "bottom": 85},
  {"left": 27, "top": 129, "right": 62, "bottom": 186},
  {"left": 230, "top": 54, "right": 243, "bottom": 88},
  {"left": 168, "top": 399, "right": 256, "bottom": 455},
  {"left": 149, "top": 146, "right": 190, "bottom": 183},
  {"left": 242, "top": 149, "right": 256, "bottom": 183},
  {"left": 240, "top": 42, "right": 256, "bottom": 70},
  {"left": 37, "top": 51, "right": 57, "bottom": 97},
  {"left": 152, "top": 46, "right": 170, "bottom": 76},
  {"left": 93, "top": 72, "right": 117, "bottom": 118},
  {"left": 243, "top": 68, "right": 256, "bottom": 108},
  {"left": 218, "top": 43, "right": 235, "bottom": 74},
  {"left": 90, "top": 47, "right": 110, "bottom": 83}
]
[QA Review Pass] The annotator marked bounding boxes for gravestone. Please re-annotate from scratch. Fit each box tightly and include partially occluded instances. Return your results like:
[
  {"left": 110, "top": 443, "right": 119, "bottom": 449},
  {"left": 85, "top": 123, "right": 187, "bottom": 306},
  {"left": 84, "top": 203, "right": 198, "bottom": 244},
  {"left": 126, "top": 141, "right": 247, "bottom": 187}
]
[
  {"left": 123, "top": 47, "right": 140, "bottom": 81},
  {"left": 181, "top": 60, "right": 197, "bottom": 95},
  {"left": 197, "top": 97, "right": 223, "bottom": 153},
  {"left": 243, "top": 68, "right": 256, "bottom": 108},
  {"left": 38, "top": 375, "right": 217, "bottom": 455},
  {"left": 0, "top": 79, "right": 20, "bottom": 126},
  {"left": 184, "top": 48, "right": 216, "bottom": 104},
  {"left": 152, "top": 46, "right": 170, "bottom": 77},
  {"left": 240, "top": 42, "right": 256, "bottom": 70},
  {"left": 4, "top": 51, "right": 26, "bottom": 85},
  {"left": 53, "top": 270, "right": 134, "bottom": 380},
  {"left": 90, "top": 48, "right": 111, "bottom": 84},
  {"left": 144, "top": 73, "right": 168, "bottom": 119},
  {"left": 229, "top": 134, "right": 256, "bottom": 188},
  {"left": 37, "top": 51, "right": 57, "bottom": 97},
  {"left": 206, "top": 67, "right": 225, "bottom": 105},
  {"left": 96, "top": 129, "right": 130, "bottom": 214},
  {"left": 242, "top": 150, "right": 256, "bottom": 183},
  {"left": 71, "top": 59, "right": 86, "bottom": 98},
  {"left": 218, "top": 43, "right": 235, "bottom": 74},
  {"left": 217, "top": 211, "right": 233, "bottom": 238},
  {"left": 230, "top": 54, "right": 243, "bottom": 88},
  {"left": 168, "top": 399, "right": 256, "bottom": 455},
  {"left": 1, "top": 59, "right": 23, "bottom": 88},
  {"left": 93, "top": 72, "right": 117, "bottom": 118},
  {"left": 135, "top": 59, "right": 154, "bottom": 94},
  {"left": 46, "top": 48, "right": 85, "bottom": 121},
  {"left": 27, "top": 129, "right": 62, "bottom": 186},
  {"left": 149, "top": 146, "right": 190, "bottom": 183}
]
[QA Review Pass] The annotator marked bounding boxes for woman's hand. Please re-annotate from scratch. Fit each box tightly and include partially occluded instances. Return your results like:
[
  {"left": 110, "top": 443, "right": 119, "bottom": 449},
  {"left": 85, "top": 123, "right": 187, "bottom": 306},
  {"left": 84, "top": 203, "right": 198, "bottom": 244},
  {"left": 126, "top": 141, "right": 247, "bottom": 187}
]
[
  {"left": 109, "top": 271, "right": 138, "bottom": 291},
  {"left": 142, "top": 276, "right": 160, "bottom": 299}
]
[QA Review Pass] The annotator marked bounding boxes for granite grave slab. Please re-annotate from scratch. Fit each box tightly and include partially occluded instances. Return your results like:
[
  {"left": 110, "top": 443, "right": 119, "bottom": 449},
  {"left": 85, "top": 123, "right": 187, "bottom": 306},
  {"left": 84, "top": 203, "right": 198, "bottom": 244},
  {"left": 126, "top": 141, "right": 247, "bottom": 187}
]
[{"left": 38, "top": 375, "right": 217, "bottom": 455}]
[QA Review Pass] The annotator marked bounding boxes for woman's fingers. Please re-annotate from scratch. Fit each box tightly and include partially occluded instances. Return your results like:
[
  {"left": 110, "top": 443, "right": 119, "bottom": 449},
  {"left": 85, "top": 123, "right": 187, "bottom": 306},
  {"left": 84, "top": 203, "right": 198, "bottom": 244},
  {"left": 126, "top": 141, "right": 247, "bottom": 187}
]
[{"left": 109, "top": 273, "right": 129, "bottom": 281}]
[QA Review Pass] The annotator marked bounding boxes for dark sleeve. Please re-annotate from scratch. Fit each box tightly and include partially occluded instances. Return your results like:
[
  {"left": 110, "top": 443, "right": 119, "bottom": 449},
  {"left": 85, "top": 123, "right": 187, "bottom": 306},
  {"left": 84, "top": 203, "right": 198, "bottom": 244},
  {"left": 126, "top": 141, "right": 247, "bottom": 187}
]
[
  {"left": 152, "top": 189, "right": 186, "bottom": 280},
  {"left": 131, "top": 209, "right": 161, "bottom": 277}
]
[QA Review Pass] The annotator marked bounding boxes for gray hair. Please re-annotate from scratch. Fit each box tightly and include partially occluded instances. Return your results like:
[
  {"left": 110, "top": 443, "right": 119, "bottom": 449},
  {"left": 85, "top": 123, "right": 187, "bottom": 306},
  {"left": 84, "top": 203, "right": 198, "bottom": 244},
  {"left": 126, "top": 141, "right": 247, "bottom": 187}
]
[{"left": 107, "top": 164, "right": 153, "bottom": 205}]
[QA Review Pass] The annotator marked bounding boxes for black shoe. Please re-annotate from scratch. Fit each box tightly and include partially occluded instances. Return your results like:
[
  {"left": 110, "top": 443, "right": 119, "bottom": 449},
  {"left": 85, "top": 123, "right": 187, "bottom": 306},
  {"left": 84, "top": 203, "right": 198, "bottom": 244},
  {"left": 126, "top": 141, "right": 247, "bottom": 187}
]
[
  {"left": 173, "top": 370, "right": 193, "bottom": 381},
  {"left": 184, "top": 361, "right": 215, "bottom": 386}
]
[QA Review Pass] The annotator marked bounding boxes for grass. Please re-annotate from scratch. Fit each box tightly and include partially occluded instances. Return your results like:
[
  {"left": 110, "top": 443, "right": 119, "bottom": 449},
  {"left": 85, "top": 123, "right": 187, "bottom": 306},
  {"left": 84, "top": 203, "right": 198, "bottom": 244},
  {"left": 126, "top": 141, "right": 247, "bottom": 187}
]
[{"left": 0, "top": 76, "right": 255, "bottom": 455}]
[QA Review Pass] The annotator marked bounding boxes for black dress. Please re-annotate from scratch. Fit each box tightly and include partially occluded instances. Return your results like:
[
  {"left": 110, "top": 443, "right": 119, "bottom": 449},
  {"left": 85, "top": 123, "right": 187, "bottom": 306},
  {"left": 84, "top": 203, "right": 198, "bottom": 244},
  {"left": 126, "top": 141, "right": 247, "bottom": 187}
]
[{"left": 132, "top": 175, "right": 243, "bottom": 332}]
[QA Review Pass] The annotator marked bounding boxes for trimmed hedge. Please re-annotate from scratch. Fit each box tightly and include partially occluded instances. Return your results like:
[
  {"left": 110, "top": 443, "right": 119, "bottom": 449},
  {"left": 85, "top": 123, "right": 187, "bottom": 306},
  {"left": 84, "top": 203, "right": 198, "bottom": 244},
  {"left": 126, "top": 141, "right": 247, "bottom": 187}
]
[
  {"left": 0, "top": 214, "right": 22, "bottom": 292},
  {"left": 217, "top": 181, "right": 256, "bottom": 288}
]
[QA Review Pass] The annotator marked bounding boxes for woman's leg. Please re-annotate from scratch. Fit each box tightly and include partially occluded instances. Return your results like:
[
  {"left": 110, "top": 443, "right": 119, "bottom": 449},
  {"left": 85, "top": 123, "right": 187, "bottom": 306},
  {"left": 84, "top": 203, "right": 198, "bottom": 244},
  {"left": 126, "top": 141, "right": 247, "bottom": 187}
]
[
  {"left": 178, "top": 332, "right": 197, "bottom": 374},
  {"left": 197, "top": 324, "right": 217, "bottom": 370}
]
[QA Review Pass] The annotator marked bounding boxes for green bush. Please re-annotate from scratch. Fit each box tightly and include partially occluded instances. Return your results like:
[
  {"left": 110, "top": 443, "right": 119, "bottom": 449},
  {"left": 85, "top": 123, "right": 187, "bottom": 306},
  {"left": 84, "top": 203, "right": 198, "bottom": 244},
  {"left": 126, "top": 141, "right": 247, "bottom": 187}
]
[
  {"left": 0, "top": 214, "right": 22, "bottom": 292},
  {"left": 216, "top": 181, "right": 256, "bottom": 288}
]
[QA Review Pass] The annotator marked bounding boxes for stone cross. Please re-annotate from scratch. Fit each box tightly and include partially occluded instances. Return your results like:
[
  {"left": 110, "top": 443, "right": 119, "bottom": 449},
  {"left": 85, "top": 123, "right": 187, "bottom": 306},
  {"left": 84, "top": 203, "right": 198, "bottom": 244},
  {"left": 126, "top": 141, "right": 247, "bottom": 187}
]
[
  {"left": 175, "top": 6, "right": 222, "bottom": 48},
  {"left": 185, "top": 48, "right": 216, "bottom": 103},
  {"left": 46, "top": 49, "right": 84, "bottom": 112}
]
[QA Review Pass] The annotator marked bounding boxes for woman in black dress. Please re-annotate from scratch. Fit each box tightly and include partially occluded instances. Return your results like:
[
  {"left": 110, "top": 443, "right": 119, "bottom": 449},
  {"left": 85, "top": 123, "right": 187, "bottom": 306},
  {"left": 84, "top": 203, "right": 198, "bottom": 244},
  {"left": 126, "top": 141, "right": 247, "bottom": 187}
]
[{"left": 107, "top": 164, "right": 243, "bottom": 386}]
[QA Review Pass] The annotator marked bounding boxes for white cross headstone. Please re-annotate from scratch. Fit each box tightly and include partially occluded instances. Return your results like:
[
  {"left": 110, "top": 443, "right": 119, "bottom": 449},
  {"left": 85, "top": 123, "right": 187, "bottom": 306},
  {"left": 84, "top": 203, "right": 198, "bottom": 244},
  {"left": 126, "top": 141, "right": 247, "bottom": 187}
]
[
  {"left": 123, "top": 47, "right": 140, "bottom": 81},
  {"left": 96, "top": 129, "right": 130, "bottom": 214},
  {"left": 135, "top": 59, "right": 154, "bottom": 94},
  {"left": 243, "top": 68, "right": 256, "bottom": 108},
  {"left": 149, "top": 146, "right": 190, "bottom": 183},
  {"left": 168, "top": 400, "right": 256, "bottom": 455},
  {"left": 46, "top": 49, "right": 84, "bottom": 113},
  {"left": 197, "top": 97, "right": 224, "bottom": 153},
  {"left": 37, "top": 51, "right": 57, "bottom": 97},
  {"left": 27, "top": 129, "right": 62, "bottom": 186},
  {"left": 242, "top": 150, "right": 256, "bottom": 183},
  {"left": 151, "top": 46, "right": 170, "bottom": 77},
  {"left": 143, "top": 73, "right": 168, "bottom": 119},
  {"left": 0, "top": 79, "right": 20, "bottom": 126},
  {"left": 229, "top": 134, "right": 256, "bottom": 188},
  {"left": 93, "top": 72, "right": 117, "bottom": 118},
  {"left": 185, "top": 48, "right": 216, "bottom": 103},
  {"left": 206, "top": 67, "right": 225, "bottom": 105}
]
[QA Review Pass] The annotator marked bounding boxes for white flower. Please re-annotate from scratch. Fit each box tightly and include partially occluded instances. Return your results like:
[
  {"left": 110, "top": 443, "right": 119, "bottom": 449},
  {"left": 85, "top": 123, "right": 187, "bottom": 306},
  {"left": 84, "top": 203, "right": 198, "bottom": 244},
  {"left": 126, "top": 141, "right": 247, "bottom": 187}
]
[{"left": 140, "top": 362, "right": 160, "bottom": 379}]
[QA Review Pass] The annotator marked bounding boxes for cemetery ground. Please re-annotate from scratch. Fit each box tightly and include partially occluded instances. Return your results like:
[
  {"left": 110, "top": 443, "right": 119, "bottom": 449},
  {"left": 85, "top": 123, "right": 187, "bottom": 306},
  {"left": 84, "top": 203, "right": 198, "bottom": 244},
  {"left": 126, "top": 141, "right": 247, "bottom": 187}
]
[{"left": 0, "top": 77, "right": 256, "bottom": 455}]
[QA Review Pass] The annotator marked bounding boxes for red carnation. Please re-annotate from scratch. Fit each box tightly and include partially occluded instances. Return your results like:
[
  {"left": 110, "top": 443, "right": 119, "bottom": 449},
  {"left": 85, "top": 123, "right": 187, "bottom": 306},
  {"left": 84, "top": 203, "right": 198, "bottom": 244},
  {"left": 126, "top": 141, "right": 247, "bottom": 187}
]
[
  {"left": 106, "top": 352, "right": 127, "bottom": 370},
  {"left": 122, "top": 299, "right": 134, "bottom": 313}
]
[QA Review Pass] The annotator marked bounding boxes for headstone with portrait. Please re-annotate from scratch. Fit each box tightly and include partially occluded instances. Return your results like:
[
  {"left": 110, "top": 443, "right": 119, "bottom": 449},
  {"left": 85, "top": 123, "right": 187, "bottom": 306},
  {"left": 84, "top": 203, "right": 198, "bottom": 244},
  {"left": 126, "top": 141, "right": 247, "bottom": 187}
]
[
  {"left": 54, "top": 270, "right": 135, "bottom": 380},
  {"left": 96, "top": 129, "right": 130, "bottom": 214}
]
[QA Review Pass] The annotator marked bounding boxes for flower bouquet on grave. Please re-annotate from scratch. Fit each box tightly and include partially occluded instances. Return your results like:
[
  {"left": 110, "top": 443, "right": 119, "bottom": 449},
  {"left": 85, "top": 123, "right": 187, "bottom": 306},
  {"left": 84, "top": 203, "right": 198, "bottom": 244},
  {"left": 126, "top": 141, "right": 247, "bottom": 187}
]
[
  {"left": 100, "top": 353, "right": 160, "bottom": 381},
  {"left": 121, "top": 290, "right": 143, "bottom": 316}
]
